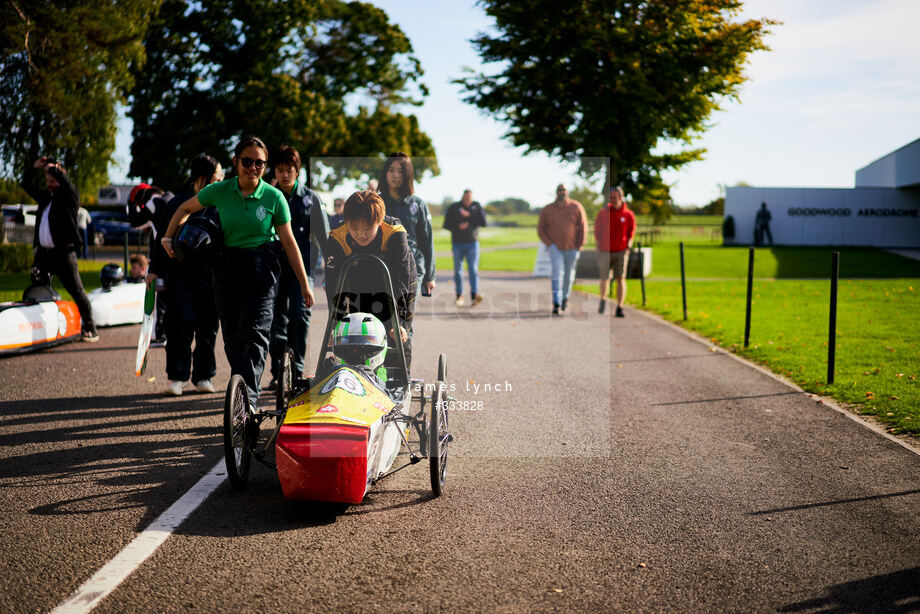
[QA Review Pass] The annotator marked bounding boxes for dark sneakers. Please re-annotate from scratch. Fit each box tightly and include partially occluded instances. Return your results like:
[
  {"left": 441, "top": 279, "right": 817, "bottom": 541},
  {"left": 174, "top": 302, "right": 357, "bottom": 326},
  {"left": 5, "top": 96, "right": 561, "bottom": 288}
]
[
  {"left": 561, "top": 298, "right": 568, "bottom": 312},
  {"left": 615, "top": 306, "right": 625, "bottom": 318},
  {"left": 81, "top": 330, "right": 99, "bottom": 343},
  {"left": 552, "top": 304, "right": 560, "bottom": 315},
  {"left": 598, "top": 299, "right": 606, "bottom": 314}
]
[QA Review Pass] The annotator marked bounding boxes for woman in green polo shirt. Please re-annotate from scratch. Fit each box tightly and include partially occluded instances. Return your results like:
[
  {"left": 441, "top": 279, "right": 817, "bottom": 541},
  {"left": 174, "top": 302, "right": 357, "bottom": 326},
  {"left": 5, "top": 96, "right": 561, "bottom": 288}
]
[{"left": 161, "top": 135, "right": 314, "bottom": 405}]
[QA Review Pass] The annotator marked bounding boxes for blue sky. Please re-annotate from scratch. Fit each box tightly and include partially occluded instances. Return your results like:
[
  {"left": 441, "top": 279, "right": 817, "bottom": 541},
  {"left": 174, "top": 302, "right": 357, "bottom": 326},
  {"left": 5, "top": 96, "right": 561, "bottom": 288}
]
[{"left": 111, "top": 0, "right": 920, "bottom": 208}]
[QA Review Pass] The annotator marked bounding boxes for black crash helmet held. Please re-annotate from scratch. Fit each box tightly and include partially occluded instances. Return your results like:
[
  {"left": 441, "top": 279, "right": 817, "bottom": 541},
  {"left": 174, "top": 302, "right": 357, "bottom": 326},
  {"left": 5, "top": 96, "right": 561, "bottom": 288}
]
[
  {"left": 100, "top": 263, "right": 125, "bottom": 290},
  {"left": 174, "top": 210, "right": 222, "bottom": 265}
]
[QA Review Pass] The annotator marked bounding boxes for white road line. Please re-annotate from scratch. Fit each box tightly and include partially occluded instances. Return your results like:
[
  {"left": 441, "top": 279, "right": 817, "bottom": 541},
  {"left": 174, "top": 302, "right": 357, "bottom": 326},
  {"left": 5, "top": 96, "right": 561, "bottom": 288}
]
[{"left": 51, "top": 460, "right": 227, "bottom": 614}]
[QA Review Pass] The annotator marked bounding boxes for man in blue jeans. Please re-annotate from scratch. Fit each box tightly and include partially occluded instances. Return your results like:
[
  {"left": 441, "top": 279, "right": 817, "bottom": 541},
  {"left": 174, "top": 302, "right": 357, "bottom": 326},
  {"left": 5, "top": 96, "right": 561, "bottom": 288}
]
[
  {"left": 443, "top": 189, "right": 487, "bottom": 306},
  {"left": 537, "top": 184, "right": 587, "bottom": 315}
]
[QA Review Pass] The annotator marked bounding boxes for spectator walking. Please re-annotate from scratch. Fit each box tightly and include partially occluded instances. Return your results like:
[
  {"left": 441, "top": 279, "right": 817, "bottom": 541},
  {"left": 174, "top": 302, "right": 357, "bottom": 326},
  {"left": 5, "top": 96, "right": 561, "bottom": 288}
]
[
  {"left": 443, "top": 189, "right": 486, "bottom": 306},
  {"left": 149, "top": 155, "right": 223, "bottom": 396},
  {"left": 267, "top": 145, "right": 330, "bottom": 386},
  {"left": 21, "top": 156, "right": 98, "bottom": 341},
  {"left": 537, "top": 184, "right": 587, "bottom": 315},
  {"left": 595, "top": 186, "right": 635, "bottom": 317},
  {"left": 379, "top": 152, "right": 435, "bottom": 298},
  {"left": 76, "top": 206, "right": 91, "bottom": 258}
]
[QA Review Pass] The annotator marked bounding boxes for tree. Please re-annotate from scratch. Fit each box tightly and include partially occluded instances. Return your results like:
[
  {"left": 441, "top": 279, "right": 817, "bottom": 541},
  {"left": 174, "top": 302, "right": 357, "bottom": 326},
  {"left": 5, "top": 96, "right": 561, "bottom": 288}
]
[
  {"left": 456, "top": 0, "right": 775, "bottom": 220},
  {"left": 0, "top": 1, "right": 159, "bottom": 196},
  {"left": 130, "top": 0, "right": 437, "bottom": 190},
  {"left": 568, "top": 182, "right": 603, "bottom": 222}
]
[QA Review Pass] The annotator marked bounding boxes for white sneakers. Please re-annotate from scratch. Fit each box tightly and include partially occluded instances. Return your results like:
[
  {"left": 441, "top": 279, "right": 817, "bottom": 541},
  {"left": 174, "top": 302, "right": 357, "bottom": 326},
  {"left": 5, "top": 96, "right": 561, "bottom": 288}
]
[
  {"left": 166, "top": 379, "right": 215, "bottom": 396},
  {"left": 166, "top": 380, "right": 184, "bottom": 396}
]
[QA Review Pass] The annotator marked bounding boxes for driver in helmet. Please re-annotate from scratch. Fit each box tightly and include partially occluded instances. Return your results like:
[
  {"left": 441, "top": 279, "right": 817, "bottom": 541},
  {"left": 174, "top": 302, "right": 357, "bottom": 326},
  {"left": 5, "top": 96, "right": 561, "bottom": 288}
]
[
  {"left": 330, "top": 312, "right": 389, "bottom": 392},
  {"left": 324, "top": 190, "right": 417, "bottom": 369}
]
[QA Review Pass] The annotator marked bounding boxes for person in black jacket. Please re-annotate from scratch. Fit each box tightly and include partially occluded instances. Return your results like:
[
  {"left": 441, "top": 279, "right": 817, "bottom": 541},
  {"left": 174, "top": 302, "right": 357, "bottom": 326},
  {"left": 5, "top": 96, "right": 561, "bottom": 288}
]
[
  {"left": 147, "top": 155, "right": 223, "bottom": 396},
  {"left": 324, "top": 190, "right": 417, "bottom": 369},
  {"left": 378, "top": 153, "right": 435, "bottom": 297},
  {"left": 267, "top": 145, "right": 330, "bottom": 385},
  {"left": 443, "top": 189, "right": 487, "bottom": 306},
  {"left": 22, "top": 156, "right": 98, "bottom": 342}
]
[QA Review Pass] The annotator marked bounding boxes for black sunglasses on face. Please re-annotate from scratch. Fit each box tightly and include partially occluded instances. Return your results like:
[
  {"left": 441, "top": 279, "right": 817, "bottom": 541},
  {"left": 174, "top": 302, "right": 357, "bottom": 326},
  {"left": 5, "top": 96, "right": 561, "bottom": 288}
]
[{"left": 240, "top": 157, "right": 267, "bottom": 169}]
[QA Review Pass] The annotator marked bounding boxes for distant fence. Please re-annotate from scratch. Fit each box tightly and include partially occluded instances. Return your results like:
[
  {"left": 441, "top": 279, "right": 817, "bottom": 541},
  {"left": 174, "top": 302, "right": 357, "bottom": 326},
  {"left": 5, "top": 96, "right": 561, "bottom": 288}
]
[
  {"left": 637, "top": 224, "right": 721, "bottom": 245},
  {"left": 3, "top": 222, "right": 32, "bottom": 245}
]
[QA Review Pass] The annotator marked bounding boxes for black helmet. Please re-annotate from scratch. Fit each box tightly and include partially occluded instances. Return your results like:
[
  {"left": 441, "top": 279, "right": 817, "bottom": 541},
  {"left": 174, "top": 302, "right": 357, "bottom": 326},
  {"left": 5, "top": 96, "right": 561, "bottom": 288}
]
[
  {"left": 174, "top": 210, "right": 222, "bottom": 265},
  {"left": 100, "top": 263, "right": 125, "bottom": 289}
]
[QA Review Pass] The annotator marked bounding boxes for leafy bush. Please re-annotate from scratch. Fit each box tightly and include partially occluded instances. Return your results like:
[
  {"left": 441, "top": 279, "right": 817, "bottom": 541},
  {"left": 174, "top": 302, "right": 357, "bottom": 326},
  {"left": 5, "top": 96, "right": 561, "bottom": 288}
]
[{"left": 0, "top": 244, "right": 32, "bottom": 273}]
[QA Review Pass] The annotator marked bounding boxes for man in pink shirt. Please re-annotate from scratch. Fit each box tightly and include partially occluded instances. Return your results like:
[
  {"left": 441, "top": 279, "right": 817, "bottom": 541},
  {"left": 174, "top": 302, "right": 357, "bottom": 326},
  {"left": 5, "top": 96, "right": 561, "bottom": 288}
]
[
  {"left": 595, "top": 186, "right": 636, "bottom": 316},
  {"left": 537, "top": 184, "right": 588, "bottom": 314}
]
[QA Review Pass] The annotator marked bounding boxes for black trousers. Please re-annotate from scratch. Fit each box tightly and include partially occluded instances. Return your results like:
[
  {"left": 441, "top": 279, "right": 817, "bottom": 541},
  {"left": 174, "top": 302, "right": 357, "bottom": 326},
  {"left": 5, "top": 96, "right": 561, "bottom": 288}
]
[
  {"left": 214, "top": 246, "right": 280, "bottom": 402},
  {"left": 269, "top": 264, "right": 312, "bottom": 380},
  {"left": 34, "top": 247, "right": 95, "bottom": 333},
  {"left": 165, "top": 269, "right": 218, "bottom": 384}
]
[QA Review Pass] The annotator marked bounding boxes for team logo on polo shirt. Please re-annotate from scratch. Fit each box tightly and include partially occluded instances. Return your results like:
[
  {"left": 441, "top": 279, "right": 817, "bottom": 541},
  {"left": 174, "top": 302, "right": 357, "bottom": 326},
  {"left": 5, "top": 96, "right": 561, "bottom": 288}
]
[{"left": 256, "top": 205, "right": 267, "bottom": 221}]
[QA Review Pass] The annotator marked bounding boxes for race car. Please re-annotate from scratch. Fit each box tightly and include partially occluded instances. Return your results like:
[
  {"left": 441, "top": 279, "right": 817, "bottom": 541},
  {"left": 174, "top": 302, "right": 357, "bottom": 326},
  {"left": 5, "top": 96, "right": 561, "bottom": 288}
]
[
  {"left": 222, "top": 254, "right": 452, "bottom": 503},
  {"left": 88, "top": 264, "right": 145, "bottom": 327},
  {"left": 0, "top": 276, "right": 81, "bottom": 356}
]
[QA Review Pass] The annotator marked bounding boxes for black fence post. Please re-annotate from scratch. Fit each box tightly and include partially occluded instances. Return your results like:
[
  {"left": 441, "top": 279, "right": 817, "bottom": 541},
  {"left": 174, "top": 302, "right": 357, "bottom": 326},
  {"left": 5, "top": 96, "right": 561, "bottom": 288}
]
[
  {"left": 679, "top": 241, "right": 687, "bottom": 321},
  {"left": 638, "top": 241, "right": 646, "bottom": 306},
  {"left": 744, "top": 247, "right": 755, "bottom": 348},
  {"left": 828, "top": 251, "right": 839, "bottom": 385}
]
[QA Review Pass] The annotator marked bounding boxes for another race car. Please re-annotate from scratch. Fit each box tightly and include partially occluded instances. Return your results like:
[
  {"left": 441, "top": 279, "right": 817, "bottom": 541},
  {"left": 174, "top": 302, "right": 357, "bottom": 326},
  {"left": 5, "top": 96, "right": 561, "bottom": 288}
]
[
  {"left": 88, "top": 264, "right": 145, "bottom": 327},
  {"left": 0, "top": 272, "right": 81, "bottom": 356}
]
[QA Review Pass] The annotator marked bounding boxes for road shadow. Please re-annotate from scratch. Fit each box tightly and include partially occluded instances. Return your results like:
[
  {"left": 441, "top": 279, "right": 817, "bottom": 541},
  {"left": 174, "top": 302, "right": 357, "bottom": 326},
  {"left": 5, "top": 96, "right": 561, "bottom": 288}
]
[
  {"left": 779, "top": 566, "right": 920, "bottom": 613},
  {"left": 748, "top": 488, "right": 920, "bottom": 516},
  {"left": 652, "top": 391, "right": 803, "bottom": 406},
  {"left": 1, "top": 393, "right": 225, "bottom": 530}
]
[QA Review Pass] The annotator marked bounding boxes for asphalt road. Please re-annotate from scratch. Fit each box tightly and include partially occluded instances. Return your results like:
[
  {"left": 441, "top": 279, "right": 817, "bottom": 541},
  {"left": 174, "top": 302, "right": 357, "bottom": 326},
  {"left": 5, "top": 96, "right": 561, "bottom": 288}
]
[{"left": 2, "top": 272, "right": 919, "bottom": 613}]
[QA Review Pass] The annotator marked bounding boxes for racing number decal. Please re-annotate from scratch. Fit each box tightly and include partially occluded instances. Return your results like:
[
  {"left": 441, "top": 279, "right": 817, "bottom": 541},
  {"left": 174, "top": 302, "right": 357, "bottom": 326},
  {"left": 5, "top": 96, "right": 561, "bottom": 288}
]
[{"left": 320, "top": 370, "right": 366, "bottom": 397}]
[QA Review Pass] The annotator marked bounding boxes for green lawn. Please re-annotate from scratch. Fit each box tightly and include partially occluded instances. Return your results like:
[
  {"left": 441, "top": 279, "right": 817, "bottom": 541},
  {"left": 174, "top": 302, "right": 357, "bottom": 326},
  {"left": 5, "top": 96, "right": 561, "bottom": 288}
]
[
  {"left": 646, "top": 245, "right": 920, "bottom": 279},
  {"left": 436, "top": 247, "right": 537, "bottom": 273},
  {"left": 0, "top": 258, "right": 111, "bottom": 303}
]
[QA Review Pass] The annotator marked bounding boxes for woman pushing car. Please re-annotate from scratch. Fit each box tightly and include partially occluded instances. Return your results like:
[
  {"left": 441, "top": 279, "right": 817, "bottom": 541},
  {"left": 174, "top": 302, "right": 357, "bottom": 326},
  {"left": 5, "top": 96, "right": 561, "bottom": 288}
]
[{"left": 161, "top": 135, "right": 314, "bottom": 406}]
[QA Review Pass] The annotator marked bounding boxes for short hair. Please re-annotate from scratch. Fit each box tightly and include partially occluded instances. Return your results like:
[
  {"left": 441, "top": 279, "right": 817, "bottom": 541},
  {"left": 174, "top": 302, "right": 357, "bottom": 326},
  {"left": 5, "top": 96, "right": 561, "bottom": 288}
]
[
  {"left": 130, "top": 254, "right": 148, "bottom": 267},
  {"left": 274, "top": 145, "right": 301, "bottom": 171},
  {"left": 611, "top": 186, "right": 624, "bottom": 197},
  {"left": 379, "top": 152, "right": 415, "bottom": 199},
  {"left": 189, "top": 154, "right": 220, "bottom": 184},
  {"left": 343, "top": 190, "right": 385, "bottom": 226},
  {"left": 233, "top": 135, "right": 269, "bottom": 158}
]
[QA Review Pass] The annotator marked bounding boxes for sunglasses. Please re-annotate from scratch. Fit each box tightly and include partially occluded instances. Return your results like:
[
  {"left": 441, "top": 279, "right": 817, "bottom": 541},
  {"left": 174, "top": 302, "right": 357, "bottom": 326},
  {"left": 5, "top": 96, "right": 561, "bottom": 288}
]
[{"left": 239, "top": 157, "right": 267, "bottom": 170}]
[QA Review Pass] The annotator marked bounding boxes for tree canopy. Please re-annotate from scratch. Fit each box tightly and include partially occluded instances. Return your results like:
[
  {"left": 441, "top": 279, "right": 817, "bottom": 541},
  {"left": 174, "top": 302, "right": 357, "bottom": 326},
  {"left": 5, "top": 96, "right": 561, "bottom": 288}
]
[
  {"left": 130, "top": 0, "right": 438, "bottom": 190},
  {"left": 0, "top": 0, "right": 158, "bottom": 196},
  {"left": 455, "top": 0, "right": 775, "bottom": 218}
]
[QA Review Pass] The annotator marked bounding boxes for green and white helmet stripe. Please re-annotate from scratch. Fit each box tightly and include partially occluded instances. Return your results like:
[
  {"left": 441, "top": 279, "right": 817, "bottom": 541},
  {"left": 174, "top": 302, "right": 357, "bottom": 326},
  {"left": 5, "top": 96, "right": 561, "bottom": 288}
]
[{"left": 332, "top": 312, "right": 388, "bottom": 370}]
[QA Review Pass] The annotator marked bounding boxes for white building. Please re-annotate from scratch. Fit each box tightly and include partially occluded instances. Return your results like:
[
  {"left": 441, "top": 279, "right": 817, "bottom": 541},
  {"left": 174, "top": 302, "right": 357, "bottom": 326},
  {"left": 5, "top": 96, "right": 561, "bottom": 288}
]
[{"left": 724, "top": 138, "right": 920, "bottom": 248}]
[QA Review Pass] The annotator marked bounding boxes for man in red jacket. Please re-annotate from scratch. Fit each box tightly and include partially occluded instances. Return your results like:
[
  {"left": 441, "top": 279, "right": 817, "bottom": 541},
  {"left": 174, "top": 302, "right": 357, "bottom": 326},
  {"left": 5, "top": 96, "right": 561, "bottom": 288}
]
[{"left": 595, "top": 186, "right": 635, "bottom": 316}]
